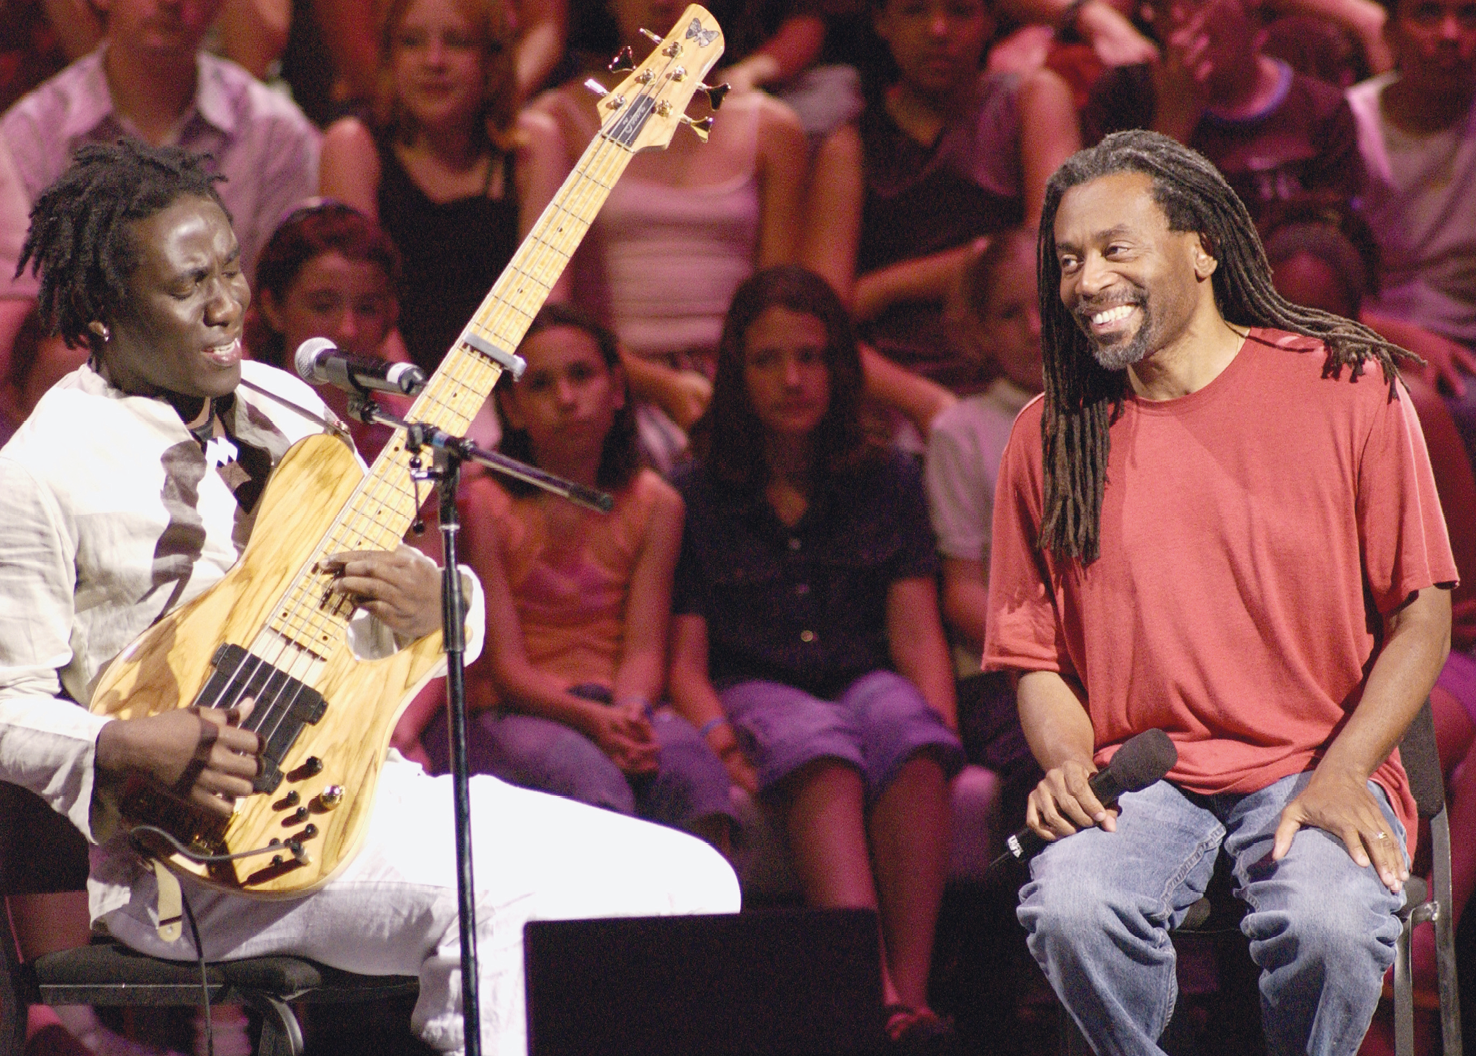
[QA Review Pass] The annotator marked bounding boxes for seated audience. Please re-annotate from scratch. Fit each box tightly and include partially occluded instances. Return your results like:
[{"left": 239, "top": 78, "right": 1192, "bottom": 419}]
[
  {"left": 0, "top": 0, "right": 320, "bottom": 404},
  {"left": 925, "top": 227, "right": 1043, "bottom": 819},
  {"left": 667, "top": 266, "right": 965, "bottom": 1047},
  {"left": 1346, "top": 0, "right": 1476, "bottom": 462},
  {"left": 244, "top": 198, "right": 411, "bottom": 462},
  {"left": 1080, "top": 0, "right": 1363, "bottom": 229},
  {"left": 806, "top": 0, "right": 1079, "bottom": 396},
  {"left": 319, "top": 0, "right": 565, "bottom": 375},
  {"left": 395, "top": 305, "right": 737, "bottom": 848},
  {"left": 535, "top": 0, "right": 808, "bottom": 468}
]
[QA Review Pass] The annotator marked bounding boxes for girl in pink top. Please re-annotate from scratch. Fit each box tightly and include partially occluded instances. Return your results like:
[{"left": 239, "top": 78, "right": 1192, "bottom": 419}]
[{"left": 399, "top": 305, "right": 736, "bottom": 848}]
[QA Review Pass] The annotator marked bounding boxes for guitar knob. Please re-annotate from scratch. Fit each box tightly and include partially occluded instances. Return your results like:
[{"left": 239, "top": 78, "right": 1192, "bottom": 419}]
[
  {"left": 288, "top": 806, "right": 310, "bottom": 824},
  {"left": 679, "top": 115, "right": 714, "bottom": 143},
  {"left": 303, "top": 757, "right": 323, "bottom": 776},
  {"left": 700, "top": 82, "right": 731, "bottom": 110},
  {"left": 301, "top": 824, "right": 319, "bottom": 839},
  {"left": 317, "top": 786, "right": 345, "bottom": 811}
]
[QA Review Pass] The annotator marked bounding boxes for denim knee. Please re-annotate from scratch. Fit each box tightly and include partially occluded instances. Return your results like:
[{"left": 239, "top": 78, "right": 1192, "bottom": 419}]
[{"left": 473, "top": 712, "right": 638, "bottom": 815}]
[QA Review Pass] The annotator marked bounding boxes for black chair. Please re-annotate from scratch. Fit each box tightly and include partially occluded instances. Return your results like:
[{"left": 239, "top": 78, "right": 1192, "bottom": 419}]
[
  {"left": 1, "top": 782, "right": 419, "bottom": 1056},
  {"left": 1060, "top": 701, "right": 1462, "bottom": 1056}
]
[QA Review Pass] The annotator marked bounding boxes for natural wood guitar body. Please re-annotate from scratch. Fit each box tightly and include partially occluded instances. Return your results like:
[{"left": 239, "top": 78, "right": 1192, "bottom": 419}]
[
  {"left": 83, "top": 4, "right": 726, "bottom": 899},
  {"left": 91, "top": 434, "right": 447, "bottom": 897}
]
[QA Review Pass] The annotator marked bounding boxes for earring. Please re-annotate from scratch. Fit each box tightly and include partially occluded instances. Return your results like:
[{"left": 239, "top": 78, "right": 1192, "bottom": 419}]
[{"left": 89, "top": 321, "right": 110, "bottom": 343}]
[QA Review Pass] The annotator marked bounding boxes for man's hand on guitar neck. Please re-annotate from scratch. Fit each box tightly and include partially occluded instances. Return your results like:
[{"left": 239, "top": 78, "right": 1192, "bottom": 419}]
[
  {"left": 96, "top": 703, "right": 263, "bottom": 818},
  {"left": 320, "top": 546, "right": 443, "bottom": 640}
]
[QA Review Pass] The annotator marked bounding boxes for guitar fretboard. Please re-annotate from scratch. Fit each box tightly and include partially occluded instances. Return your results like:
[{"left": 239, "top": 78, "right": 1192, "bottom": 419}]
[{"left": 266, "top": 131, "right": 641, "bottom": 654}]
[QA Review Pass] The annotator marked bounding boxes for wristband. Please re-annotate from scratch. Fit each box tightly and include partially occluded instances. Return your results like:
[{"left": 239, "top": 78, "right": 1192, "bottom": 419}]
[{"left": 699, "top": 716, "right": 730, "bottom": 738}]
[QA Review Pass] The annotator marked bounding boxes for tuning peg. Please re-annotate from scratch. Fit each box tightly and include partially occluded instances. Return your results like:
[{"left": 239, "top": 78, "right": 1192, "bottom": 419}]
[
  {"left": 584, "top": 77, "right": 608, "bottom": 97},
  {"left": 700, "top": 81, "right": 731, "bottom": 110},
  {"left": 639, "top": 28, "right": 662, "bottom": 43},
  {"left": 680, "top": 114, "right": 715, "bottom": 142},
  {"left": 608, "top": 46, "right": 634, "bottom": 72}
]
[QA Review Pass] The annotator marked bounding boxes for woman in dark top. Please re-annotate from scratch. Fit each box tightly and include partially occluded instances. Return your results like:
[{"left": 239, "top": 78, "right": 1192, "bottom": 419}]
[
  {"left": 318, "top": 0, "right": 565, "bottom": 374},
  {"left": 668, "top": 265, "right": 964, "bottom": 1046}
]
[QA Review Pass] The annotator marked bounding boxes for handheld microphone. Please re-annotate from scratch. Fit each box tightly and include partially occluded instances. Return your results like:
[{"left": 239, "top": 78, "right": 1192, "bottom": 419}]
[
  {"left": 1002, "top": 728, "right": 1177, "bottom": 863},
  {"left": 294, "top": 337, "right": 427, "bottom": 396}
]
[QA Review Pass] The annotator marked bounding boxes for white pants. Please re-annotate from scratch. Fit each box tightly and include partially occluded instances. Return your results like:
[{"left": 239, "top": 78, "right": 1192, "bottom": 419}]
[{"left": 102, "top": 756, "right": 742, "bottom": 1055}]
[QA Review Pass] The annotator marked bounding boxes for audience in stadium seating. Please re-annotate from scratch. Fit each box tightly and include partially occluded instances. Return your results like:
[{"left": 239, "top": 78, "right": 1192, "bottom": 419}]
[
  {"left": 1080, "top": 0, "right": 1363, "bottom": 230},
  {"left": 805, "top": 0, "right": 1079, "bottom": 403},
  {"left": 400, "top": 305, "right": 739, "bottom": 849},
  {"left": 534, "top": 0, "right": 808, "bottom": 469},
  {"left": 668, "top": 266, "right": 965, "bottom": 1049},
  {"left": 244, "top": 199, "right": 411, "bottom": 462},
  {"left": 319, "top": 0, "right": 565, "bottom": 375},
  {"left": 924, "top": 227, "right": 1043, "bottom": 826}
]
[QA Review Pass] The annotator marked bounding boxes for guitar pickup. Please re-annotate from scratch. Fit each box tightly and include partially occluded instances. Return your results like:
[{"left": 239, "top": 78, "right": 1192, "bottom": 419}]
[{"left": 199, "top": 644, "right": 328, "bottom": 793}]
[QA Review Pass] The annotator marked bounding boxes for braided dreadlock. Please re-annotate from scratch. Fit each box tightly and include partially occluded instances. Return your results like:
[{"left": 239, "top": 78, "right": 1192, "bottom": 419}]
[
  {"left": 1037, "top": 130, "right": 1415, "bottom": 564},
  {"left": 16, "top": 140, "right": 227, "bottom": 362}
]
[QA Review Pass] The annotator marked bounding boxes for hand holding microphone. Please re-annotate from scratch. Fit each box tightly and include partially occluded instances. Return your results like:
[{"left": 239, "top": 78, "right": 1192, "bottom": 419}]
[
  {"left": 295, "top": 337, "right": 427, "bottom": 396},
  {"left": 1001, "top": 729, "right": 1177, "bottom": 865}
]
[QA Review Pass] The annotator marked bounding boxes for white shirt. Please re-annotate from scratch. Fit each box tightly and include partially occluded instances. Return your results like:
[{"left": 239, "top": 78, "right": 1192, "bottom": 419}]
[
  {"left": 1348, "top": 73, "right": 1476, "bottom": 345},
  {"left": 0, "top": 361, "right": 483, "bottom": 920}
]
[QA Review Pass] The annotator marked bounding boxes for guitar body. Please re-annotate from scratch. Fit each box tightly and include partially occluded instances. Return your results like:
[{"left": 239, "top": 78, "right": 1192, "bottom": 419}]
[
  {"left": 90, "top": 435, "right": 447, "bottom": 898},
  {"left": 84, "top": 4, "right": 726, "bottom": 900}
]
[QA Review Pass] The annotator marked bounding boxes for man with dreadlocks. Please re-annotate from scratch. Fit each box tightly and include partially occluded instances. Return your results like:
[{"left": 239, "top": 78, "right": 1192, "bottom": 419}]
[
  {"left": 0, "top": 141, "right": 739, "bottom": 1055},
  {"left": 982, "top": 129, "right": 1456, "bottom": 1055}
]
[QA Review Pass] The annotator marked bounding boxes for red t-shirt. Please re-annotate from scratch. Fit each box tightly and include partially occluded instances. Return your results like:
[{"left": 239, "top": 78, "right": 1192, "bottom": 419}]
[{"left": 983, "top": 329, "right": 1458, "bottom": 843}]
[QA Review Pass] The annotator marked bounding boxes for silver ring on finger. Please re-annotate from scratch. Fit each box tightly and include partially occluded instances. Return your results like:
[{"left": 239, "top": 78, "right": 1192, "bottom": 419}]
[{"left": 1375, "top": 831, "right": 1388, "bottom": 840}]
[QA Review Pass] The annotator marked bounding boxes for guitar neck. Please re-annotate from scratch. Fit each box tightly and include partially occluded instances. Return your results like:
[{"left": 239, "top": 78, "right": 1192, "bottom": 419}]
[{"left": 264, "top": 131, "right": 639, "bottom": 652}]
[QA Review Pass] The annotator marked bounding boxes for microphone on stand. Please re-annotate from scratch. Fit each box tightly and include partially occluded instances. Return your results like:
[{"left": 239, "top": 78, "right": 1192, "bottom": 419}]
[
  {"left": 294, "top": 337, "right": 427, "bottom": 396},
  {"left": 993, "top": 728, "right": 1178, "bottom": 869}
]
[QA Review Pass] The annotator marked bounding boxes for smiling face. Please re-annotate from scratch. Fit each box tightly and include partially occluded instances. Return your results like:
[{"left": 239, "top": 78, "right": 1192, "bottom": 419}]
[
  {"left": 260, "top": 251, "right": 398, "bottom": 361},
  {"left": 500, "top": 324, "right": 624, "bottom": 464},
  {"left": 101, "top": 194, "right": 249, "bottom": 400},
  {"left": 390, "top": 0, "right": 490, "bottom": 131},
  {"left": 741, "top": 306, "right": 833, "bottom": 442},
  {"left": 1052, "top": 171, "right": 1214, "bottom": 372}
]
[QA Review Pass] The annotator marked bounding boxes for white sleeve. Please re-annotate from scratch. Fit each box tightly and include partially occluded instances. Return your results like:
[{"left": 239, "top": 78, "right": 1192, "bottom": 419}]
[
  {"left": 0, "top": 457, "right": 112, "bottom": 842},
  {"left": 924, "top": 416, "right": 992, "bottom": 563}
]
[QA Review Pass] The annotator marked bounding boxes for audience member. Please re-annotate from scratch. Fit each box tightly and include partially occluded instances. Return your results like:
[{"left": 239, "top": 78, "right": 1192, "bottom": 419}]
[
  {"left": 1347, "top": 0, "right": 1476, "bottom": 462},
  {"left": 244, "top": 198, "right": 411, "bottom": 462},
  {"left": 1080, "top": 0, "right": 1363, "bottom": 229},
  {"left": 396, "top": 305, "right": 738, "bottom": 849},
  {"left": 319, "top": 0, "right": 565, "bottom": 375},
  {"left": 807, "top": 0, "right": 1079, "bottom": 396},
  {"left": 535, "top": 0, "right": 807, "bottom": 468},
  {"left": 924, "top": 227, "right": 1043, "bottom": 821},
  {"left": 0, "top": 0, "right": 321, "bottom": 404},
  {"left": 667, "top": 266, "right": 965, "bottom": 1048}
]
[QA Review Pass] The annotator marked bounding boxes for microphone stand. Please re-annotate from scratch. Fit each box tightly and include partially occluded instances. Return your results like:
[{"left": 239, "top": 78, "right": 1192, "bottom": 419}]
[{"left": 348, "top": 392, "right": 611, "bottom": 1056}]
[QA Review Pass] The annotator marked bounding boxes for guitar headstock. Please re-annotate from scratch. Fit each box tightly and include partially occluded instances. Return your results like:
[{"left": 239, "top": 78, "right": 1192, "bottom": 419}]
[{"left": 592, "top": 4, "right": 726, "bottom": 154}]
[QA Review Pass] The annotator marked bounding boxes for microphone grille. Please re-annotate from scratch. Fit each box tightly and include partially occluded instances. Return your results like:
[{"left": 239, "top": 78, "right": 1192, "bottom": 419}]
[
  {"left": 294, "top": 337, "right": 339, "bottom": 382},
  {"left": 1108, "top": 729, "right": 1178, "bottom": 792}
]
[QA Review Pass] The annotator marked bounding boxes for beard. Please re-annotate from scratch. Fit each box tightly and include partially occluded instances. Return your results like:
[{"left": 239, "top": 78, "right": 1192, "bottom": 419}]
[{"left": 1078, "top": 298, "right": 1154, "bottom": 372}]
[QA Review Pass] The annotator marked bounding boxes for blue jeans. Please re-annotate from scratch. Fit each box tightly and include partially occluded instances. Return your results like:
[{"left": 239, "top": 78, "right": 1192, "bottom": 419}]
[
  {"left": 422, "top": 701, "right": 736, "bottom": 831},
  {"left": 1017, "top": 773, "right": 1406, "bottom": 1056}
]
